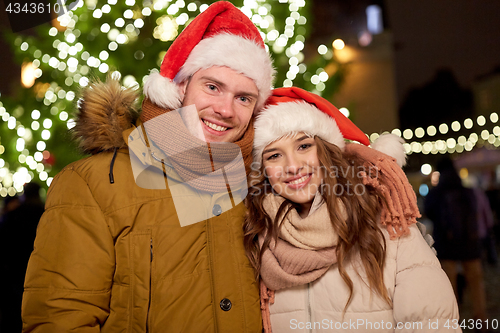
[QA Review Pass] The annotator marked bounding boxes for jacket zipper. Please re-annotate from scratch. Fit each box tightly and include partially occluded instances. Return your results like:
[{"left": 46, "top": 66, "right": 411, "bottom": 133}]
[
  {"left": 146, "top": 238, "right": 153, "bottom": 332},
  {"left": 207, "top": 219, "right": 218, "bottom": 332}
]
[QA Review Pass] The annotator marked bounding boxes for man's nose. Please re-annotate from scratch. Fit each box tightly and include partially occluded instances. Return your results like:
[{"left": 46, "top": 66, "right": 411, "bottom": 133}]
[{"left": 213, "top": 94, "right": 235, "bottom": 118}]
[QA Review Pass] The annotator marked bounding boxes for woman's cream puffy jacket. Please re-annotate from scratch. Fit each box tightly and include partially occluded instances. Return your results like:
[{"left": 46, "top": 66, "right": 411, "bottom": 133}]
[{"left": 269, "top": 224, "right": 461, "bottom": 332}]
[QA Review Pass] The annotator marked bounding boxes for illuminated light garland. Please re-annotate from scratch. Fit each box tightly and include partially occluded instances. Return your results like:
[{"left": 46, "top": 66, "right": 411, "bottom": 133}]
[{"left": 376, "top": 112, "right": 500, "bottom": 154}]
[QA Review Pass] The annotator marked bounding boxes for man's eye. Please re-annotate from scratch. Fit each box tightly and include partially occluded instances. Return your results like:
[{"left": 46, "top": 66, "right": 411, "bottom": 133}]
[
  {"left": 239, "top": 96, "right": 248, "bottom": 103},
  {"left": 207, "top": 84, "right": 217, "bottom": 91}
]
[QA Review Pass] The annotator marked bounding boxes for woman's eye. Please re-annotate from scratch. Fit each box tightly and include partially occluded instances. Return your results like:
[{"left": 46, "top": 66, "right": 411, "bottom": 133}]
[
  {"left": 266, "top": 153, "right": 279, "bottom": 160},
  {"left": 299, "top": 143, "right": 312, "bottom": 150}
]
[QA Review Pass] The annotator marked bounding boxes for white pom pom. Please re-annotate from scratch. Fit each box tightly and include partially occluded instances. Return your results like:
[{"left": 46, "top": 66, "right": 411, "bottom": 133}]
[
  {"left": 371, "top": 133, "right": 407, "bottom": 167},
  {"left": 144, "top": 72, "right": 182, "bottom": 110}
]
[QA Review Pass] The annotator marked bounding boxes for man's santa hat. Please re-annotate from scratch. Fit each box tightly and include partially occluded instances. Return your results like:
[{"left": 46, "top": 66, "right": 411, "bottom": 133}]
[
  {"left": 253, "top": 87, "right": 407, "bottom": 167},
  {"left": 143, "top": 1, "right": 275, "bottom": 113}
]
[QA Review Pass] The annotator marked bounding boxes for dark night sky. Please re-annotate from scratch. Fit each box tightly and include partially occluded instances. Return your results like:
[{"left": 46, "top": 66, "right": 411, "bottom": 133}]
[
  {"left": 2, "top": 0, "right": 500, "bottom": 112},
  {"left": 385, "top": 0, "right": 500, "bottom": 105}
]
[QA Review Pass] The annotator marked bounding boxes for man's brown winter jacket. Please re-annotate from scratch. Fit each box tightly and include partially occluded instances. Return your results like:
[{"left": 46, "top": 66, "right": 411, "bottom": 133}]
[{"left": 22, "top": 79, "right": 262, "bottom": 332}]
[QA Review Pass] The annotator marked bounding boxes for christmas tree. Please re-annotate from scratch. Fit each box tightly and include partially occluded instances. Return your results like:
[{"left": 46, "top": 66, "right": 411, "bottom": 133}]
[{"left": 0, "top": 0, "right": 345, "bottom": 197}]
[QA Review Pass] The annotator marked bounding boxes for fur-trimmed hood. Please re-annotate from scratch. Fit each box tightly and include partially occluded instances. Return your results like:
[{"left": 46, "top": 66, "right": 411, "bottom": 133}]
[{"left": 72, "top": 77, "right": 140, "bottom": 155}]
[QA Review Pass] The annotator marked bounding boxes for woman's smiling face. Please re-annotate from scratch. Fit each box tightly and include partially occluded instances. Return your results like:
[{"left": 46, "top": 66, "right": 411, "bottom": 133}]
[{"left": 262, "top": 133, "right": 323, "bottom": 214}]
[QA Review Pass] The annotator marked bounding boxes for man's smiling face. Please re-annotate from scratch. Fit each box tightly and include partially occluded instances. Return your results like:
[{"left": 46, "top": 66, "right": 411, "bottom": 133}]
[{"left": 179, "top": 66, "right": 259, "bottom": 143}]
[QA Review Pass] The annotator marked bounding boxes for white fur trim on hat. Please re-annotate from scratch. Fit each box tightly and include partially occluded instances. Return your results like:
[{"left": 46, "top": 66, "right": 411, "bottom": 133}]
[
  {"left": 175, "top": 34, "right": 275, "bottom": 112},
  {"left": 371, "top": 133, "right": 407, "bottom": 167},
  {"left": 143, "top": 72, "right": 182, "bottom": 110},
  {"left": 253, "top": 101, "right": 345, "bottom": 164}
]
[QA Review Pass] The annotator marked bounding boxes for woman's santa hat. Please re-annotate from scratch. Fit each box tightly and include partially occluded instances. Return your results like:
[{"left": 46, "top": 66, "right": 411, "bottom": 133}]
[
  {"left": 253, "top": 87, "right": 407, "bottom": 167},
  {"left": 143, "top": 1, "right": 275, "bottom": 114}
]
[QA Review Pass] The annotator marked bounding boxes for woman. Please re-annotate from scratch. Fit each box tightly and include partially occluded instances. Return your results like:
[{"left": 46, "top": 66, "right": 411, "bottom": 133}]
[{"left": 244, "top": 87, "right": 460, "bottom": 332}]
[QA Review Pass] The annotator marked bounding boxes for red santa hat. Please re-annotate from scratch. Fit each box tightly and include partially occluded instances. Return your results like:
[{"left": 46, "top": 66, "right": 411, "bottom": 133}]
[
  {"left": 253, "top": 87, "right": 407, "bottom": 167},
  {"left": 143, "top": 1, "right": 275, "bottom": 113}
]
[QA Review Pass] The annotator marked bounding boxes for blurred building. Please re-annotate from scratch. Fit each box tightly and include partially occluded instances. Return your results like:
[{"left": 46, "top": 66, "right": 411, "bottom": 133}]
[
  {"left": 454, "top": 69, "right": 500, "bottom": 189},
  {"left": 310, "top": 0, "right": 399, "bottom": 135},
  {"left": 474, "top": 68, "right": 500, "bottom": 118},
  {"left": 332, "top": 31, "right": 398, "bottom": 134}
]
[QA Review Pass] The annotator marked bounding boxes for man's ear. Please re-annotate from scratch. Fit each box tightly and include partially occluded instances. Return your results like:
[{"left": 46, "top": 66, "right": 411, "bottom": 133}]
[{"left": 178, "top": 79, "right": 188, "bottom": 101}]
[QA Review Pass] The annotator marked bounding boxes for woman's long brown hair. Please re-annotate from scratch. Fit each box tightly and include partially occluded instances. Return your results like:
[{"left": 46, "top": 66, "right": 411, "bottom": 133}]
[{"left": 243, "top": 137, "right": 392, "bottom": 310}]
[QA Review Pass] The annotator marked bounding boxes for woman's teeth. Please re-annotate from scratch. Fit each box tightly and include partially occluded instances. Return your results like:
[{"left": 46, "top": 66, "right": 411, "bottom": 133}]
[
  {"left": 288, "top": 175, "right": 309, "bottom": 185},
  {"left": 203, "top": 120, "right": 227, "bottom": 132}
]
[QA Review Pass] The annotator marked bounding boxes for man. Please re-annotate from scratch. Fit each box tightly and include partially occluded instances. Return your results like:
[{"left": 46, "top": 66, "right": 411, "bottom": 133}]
[
  {"left": 22, "top": 2, "right": 274, "bottom": 332},
  {"left": 425, "top": 157, "right": 488, "bottom": 326}
]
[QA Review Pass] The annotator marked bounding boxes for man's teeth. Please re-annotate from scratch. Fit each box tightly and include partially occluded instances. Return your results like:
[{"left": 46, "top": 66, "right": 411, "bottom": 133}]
[
  {"left": 288, "top": 175, "right": 309, "bottom": 185},
  {"left": 203, "top": 120, "right": 227, "bottom": 132}
]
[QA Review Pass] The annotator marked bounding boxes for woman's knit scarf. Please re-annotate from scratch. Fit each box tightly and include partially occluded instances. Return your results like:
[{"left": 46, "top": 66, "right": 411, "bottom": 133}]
[
  {"left": 344, "top": 143, "right": 420, "bottom": 239},
  {"left": 259, "top": 194, "right": 339, "bottom": 333},
  {"left": 259, "top": 194, "right": 339, "bottom": 290},
  {"left": 141, "top": 98, "right": 254, "bottom": 192}
]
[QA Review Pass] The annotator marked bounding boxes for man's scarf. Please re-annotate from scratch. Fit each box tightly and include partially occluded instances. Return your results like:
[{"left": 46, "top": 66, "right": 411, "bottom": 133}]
[{"left": 140, "top": 98, "right": 254, "bottom": 192}]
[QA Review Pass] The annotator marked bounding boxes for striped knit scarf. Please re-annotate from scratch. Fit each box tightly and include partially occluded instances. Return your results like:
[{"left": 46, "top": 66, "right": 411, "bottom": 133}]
[{"left": 140, "top": 98, "right": 254, "bottom": 192}]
